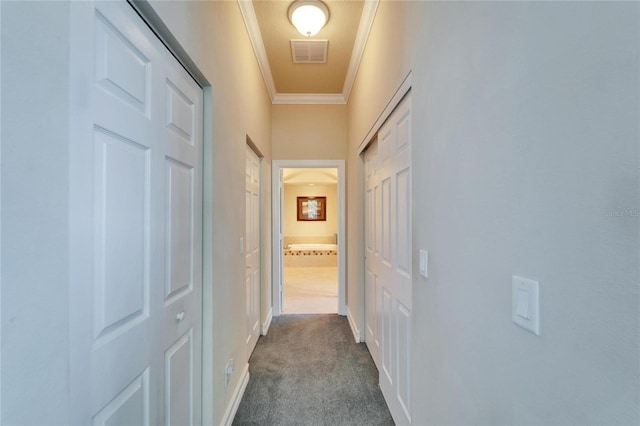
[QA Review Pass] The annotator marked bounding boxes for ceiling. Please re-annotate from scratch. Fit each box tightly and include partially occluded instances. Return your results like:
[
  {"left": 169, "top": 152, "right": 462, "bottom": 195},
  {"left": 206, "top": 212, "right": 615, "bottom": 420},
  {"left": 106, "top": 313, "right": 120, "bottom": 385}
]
[
  {"left": 283, "top": 168, "right": 338, "bottom": 185},
  {"left": 239, "top": 0, "right": 379, "bottom": 104}
]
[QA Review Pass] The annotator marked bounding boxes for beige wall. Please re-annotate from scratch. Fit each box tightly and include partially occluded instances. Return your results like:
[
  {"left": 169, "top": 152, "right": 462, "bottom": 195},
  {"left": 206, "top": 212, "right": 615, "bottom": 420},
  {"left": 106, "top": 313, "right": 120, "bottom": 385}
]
[
  {"left": 345, "top": 0, "right": 413, "bottom": 336},
  {"left": 347, "top": 2, "right": 412, "bottom": 148},
  {"left": 272, "top": 104, "right": 347, "bottom": 160},
  {"left": 141, "top": 2, "right": 272, "bottom": 425},
  {"left": 284, "top": 184, "right": 338, "bottom": 240},
  {"left": 347, "top": 1, "right": 639, "bottom": 425}
]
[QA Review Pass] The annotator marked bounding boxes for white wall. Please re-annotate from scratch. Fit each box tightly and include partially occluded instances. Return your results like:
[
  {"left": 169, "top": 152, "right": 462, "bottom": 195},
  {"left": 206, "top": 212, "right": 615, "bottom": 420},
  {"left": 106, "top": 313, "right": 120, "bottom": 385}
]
[
  {"left": 348, "top": 1, "right": 639, "bottom": 424},
  {"left": 1, "top": 2, "right": 71, "bottom": 423},
  {"left": 284, "top": 184, "right": 338, "bottom": 240}
]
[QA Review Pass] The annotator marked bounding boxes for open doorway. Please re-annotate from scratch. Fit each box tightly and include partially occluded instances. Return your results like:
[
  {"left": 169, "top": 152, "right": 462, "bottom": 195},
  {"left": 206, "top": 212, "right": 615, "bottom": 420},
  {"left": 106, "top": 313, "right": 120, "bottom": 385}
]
[
  {"left": 272, "top": 160, "right": 346, "bottom": 317},
  {"left": 282, "top": 168, "right": 338, "bottom": 313}
]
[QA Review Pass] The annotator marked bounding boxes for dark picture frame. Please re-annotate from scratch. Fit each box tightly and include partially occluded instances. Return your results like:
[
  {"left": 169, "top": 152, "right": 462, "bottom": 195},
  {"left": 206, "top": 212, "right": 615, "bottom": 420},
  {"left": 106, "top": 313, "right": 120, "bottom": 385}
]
[{"left": 297, "top": 196, "right": 326, "bottom": 221}]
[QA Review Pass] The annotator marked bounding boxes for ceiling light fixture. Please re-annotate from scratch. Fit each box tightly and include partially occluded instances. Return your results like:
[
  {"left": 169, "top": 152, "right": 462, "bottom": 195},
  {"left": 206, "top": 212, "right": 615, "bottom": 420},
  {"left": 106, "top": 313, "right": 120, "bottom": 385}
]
[{"left": 288, "top": 0, "right": 329, "bottom": 37}]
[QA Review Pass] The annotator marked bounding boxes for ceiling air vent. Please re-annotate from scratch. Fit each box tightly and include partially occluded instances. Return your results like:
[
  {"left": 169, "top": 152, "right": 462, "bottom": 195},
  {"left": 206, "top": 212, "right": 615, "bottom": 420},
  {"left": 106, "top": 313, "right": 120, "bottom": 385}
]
[{"left": 290, "top": 39, "right": 328, "bottom": 64}]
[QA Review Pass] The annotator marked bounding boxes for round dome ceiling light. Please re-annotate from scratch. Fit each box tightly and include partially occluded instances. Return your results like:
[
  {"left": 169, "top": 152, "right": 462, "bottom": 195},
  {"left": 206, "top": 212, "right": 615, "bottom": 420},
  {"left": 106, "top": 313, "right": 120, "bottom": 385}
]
[{"left": 288, "top": 0, "right": 330, "bottom": 37}]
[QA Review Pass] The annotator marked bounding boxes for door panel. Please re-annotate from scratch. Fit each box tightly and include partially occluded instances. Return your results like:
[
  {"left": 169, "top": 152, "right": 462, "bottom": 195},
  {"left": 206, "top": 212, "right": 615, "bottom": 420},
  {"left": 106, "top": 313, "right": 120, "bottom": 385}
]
[
  {"left": 164, "top": 330, "right": 194, "bottom": 426},
  {"left": 166, "top": 81, "right": 196, "bottom": 145},
  {"left": 93, "top": 129, "right": 150, "bottom": 344},
  {"left": 94, "top": 10, "right": 150, "bottom": 116},
  {"left": 396, "top": 168, "right": 411, "bottom": 276},
  {"left": 90, "top": 5, "right": 158, "bottom": 419},
  {"left": 364, "top": 94, "right": 412, "bottom": 425},
  {"left": 92, "top": 368, "right": 150, "bottom": 426},
  {"left": 165, "top": 158, "right": 194, "bottom": 302},
  {"left": 365, "top": 269, "right": 376, "bottom": 359},
  {"left": 252, "top": 189, "right": 260, "bottom": 339},
  {"left": 381, "top": 287, "right": 393, "bottom": 384},
  {"left": 245, "top": 146, "right": 261, "bottom": 354},
  {"left": 397, "top": 301, "right": 412, "bottom": 418},
  {"left": 160, "top": 40, "right": 202, "bottom": 426},
  {"left": 365, "top": 140, "right": 381, "bottom": 368},
  {"left": 381, "top": 176, "right": 392, "bottom": 265}
]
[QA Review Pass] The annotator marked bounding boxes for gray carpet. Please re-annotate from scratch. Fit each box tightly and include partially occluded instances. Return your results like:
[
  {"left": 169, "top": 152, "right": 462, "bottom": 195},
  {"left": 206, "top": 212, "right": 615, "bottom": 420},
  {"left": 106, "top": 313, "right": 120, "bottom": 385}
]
[{"left": 232, "top": 314, "right": 395, "bottom": 426}]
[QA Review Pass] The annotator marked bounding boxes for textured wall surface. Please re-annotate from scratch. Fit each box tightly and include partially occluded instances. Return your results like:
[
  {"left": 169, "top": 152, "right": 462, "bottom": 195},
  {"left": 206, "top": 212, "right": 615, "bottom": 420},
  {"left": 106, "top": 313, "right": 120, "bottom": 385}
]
[
  {"left": 347, "top": 2, "right": 639, "bottom": 424},
  {"left": 272, "top": 104, "right": 347, "bottom": 160}
]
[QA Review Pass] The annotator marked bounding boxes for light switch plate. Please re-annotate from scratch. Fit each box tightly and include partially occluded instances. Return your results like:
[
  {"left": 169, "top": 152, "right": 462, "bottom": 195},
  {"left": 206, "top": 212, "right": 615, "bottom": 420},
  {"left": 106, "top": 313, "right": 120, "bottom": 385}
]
[
  {"left": 512, "top": 275, "right": 540, "bottom": 335},
  {"left": 419, "top": 250, "right": 428, "bottom": 278}
]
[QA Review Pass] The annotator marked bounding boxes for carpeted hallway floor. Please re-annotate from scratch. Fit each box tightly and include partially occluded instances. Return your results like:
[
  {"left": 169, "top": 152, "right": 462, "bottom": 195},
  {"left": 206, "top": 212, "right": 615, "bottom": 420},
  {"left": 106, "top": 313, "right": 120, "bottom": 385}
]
[{"left": 232, "top": 315, "right": 395, "bottom": 426}]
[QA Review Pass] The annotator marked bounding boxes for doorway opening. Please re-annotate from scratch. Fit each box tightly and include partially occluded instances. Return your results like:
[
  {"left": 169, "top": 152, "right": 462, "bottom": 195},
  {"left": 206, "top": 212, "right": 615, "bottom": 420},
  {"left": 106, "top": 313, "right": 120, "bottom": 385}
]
[
  {"left": 282, "top": 168, "right": 338, "bottom": 314},
  {"left": 272, "top": 160, "right": 346, "bottom": 317}
]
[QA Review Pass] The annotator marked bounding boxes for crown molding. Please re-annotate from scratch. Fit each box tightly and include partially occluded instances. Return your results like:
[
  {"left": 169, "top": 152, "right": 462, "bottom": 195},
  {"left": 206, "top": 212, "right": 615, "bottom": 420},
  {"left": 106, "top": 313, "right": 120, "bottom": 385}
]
[
  {"left": 238, "top": 0, "right": 378, "bottom": 105},
  {"left": 342, "top": 0, "right": 379, "bottom": 103},
  {"left": 273, "top": 93, "right": 346, "bottom": 105},
  {"left": 237, "top": 0, "right": 277, "bottom": 102}
]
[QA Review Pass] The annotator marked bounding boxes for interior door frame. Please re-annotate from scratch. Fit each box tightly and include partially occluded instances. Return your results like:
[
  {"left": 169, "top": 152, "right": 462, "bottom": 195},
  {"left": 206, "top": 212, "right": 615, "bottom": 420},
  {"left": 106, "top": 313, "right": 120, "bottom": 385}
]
[{"left": 272, "top": 160, "right": 346, "bottom": 316}]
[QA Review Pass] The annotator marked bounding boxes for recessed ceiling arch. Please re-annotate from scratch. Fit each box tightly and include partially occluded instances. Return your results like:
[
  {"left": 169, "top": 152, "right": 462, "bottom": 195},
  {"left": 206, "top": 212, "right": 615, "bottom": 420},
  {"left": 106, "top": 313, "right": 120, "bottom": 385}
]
[{"left": 238, "top": 0, "right": 379, "bottom": 105}]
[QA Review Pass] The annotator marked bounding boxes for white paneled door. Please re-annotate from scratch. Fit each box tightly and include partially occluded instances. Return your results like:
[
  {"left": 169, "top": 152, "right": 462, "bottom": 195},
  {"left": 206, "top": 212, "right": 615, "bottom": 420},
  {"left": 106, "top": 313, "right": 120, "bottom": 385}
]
[
  {"left": 364, "top": 94, "right": 412, "bottom": 425},
  {"left": 69, "top": 2, "right": 202, "bottom": 425},
  {"left": 245, "top": 146, "right": 261, "bottom": 355}
]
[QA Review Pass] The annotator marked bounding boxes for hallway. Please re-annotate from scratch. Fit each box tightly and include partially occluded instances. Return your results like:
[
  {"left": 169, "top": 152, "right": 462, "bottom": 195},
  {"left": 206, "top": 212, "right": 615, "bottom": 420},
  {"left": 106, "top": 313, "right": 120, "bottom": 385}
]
[
  {"left": 3, "top": 1, "right": 638, "bottom": 425},
  {"left": 233, "top": 315, "right": 394, "bottom": 425}
]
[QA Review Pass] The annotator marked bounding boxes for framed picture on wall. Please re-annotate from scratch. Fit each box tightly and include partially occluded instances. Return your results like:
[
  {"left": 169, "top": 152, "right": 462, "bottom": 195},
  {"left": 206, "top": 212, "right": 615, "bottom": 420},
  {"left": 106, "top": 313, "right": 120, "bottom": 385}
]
[{"left": 297, "top": 196, "right": 326, "bottom": 221}]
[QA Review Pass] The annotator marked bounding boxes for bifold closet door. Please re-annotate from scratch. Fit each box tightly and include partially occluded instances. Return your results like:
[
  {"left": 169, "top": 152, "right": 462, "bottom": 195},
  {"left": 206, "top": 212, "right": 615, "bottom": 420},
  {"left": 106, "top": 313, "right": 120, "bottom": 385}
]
[
  {"left": 364, "top": 94, "right": 413, "bottom": 425},
  {"left": 70, "top": 2, "right": 203, "bottom": 424}
]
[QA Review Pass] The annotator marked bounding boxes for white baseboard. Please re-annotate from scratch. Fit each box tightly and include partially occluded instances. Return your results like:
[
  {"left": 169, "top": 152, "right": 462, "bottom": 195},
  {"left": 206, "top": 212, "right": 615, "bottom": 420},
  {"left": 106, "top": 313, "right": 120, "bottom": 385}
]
[
  {"left": 221, "top": 362, "right": 250, "bottom": 426},
  {"left": 346, "top": 306, "right": 361, "bottom": 343},
  {"left": 262, "top": 307, "right": 273, "bottom": 335}
]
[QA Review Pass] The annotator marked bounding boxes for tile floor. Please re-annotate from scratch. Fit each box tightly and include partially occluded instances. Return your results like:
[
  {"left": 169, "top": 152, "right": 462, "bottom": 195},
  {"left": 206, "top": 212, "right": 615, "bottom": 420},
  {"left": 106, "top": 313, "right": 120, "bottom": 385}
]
[{"left": 282, "top": 266, "right": 338, "bottom": 314}]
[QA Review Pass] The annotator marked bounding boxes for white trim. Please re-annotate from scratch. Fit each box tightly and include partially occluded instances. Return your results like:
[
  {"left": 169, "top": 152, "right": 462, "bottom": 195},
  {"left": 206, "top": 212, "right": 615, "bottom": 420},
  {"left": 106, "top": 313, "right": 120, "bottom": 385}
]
[
  {"left": 237, "top": 0, "right": 277, "bottom": 102},
  {"left": 273, "top": 93, "right": 346, "bottom": 105},
  {"left": 262, "top": 307, "right": 273, "bottom": 335},
  {"left": 238, "top": 0, "right": 379, "bottom": 105},
  {"left": 128, "top": 1, "right": 208, "bottom": 87},
  {"left": 347, "top": 306, "right": 361, "bottom": 343},
  {"left": 0, "top": 2, "right": 3, "bottom": 415},
  {"left": 357, "top": 71, "right": 413, "bottom": 154},
  {"left": 271, "top": 168, "right": 283, "bottom": 315},
  {"left": 342, "top": 0, "right": 379, "bottom": 102},
  {"left": 221, "top": 363, "right": 250, "bottom": 426},
  {"left": 272, "top": 160, "right": 346, "bottom": 316},
  {"left": 200, "top": 87, "right": 215, "bottom": 426}
]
